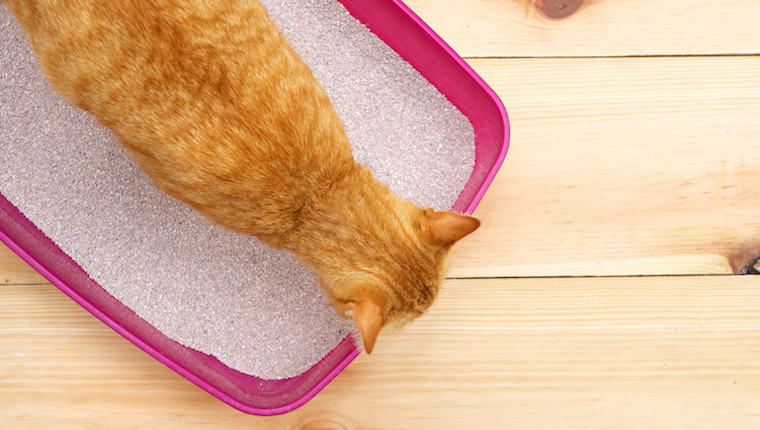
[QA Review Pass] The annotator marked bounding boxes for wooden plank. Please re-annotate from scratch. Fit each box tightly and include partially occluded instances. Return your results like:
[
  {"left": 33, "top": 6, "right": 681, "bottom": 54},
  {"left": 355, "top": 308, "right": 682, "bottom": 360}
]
[
  {"left": 0, "top": 243, "right": 48, "bottom": 285},
  {"left": 402, "top": 0, "right": 760, "bottom": 57},
  {"left": 2, "top": 58, "right": 758, "bottom": 279},
  {"left": 447, "top": 56, "right": 760, "bottom": 278},
  {"left": 1, "top": 277, "right": 759, "bottom": 429},
  {"left": 2, "top": 57, "right": 758, "bottom": 277}
]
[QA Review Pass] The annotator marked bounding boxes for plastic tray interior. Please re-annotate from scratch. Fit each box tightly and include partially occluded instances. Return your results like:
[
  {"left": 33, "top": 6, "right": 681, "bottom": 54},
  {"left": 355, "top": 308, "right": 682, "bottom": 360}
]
[{"left": 0, "top": 0, "right": 510, "bottom": 416}]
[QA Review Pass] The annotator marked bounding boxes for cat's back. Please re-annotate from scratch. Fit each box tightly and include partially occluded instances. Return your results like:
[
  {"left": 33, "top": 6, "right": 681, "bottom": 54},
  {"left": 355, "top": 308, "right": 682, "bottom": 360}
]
[
  {"left": 5, "top": 0, "right": 355, "bottom": 236},
  {"left": 6, "top": 0, "right": 323, "bottom": 138}
]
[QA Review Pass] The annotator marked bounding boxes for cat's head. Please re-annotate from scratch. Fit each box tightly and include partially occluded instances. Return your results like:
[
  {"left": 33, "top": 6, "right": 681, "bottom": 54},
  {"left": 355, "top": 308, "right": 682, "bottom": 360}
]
[{"left": 320, "top": 207, "right": 480, "bottom": 353}]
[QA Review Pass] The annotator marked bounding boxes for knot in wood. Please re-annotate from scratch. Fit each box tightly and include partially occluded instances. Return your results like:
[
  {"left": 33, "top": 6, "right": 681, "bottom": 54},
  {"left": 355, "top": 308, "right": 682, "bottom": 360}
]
[
  {"left": 536, "top": 0, "right": 584, "bottom": 19},
  {"left": 742, "top": 255, "right": 760, "bottom": 275},
  {"left": 297, "top": 412, "right": 356, "bottom": 430}
]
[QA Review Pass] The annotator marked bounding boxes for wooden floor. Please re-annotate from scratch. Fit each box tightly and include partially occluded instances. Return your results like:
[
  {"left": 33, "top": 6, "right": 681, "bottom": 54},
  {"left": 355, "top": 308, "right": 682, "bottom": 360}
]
[{"left": 2, "top": 0, "right": 759, "bottom": 428}]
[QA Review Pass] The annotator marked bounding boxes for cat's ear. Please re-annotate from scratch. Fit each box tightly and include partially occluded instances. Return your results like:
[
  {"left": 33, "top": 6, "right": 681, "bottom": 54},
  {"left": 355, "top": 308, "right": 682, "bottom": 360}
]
[
  {"left": 421, "top": 208, "right": 480, "bottom": 247},
  {"left": 345, "top": 297, "right": 386, "bottom": 354}
]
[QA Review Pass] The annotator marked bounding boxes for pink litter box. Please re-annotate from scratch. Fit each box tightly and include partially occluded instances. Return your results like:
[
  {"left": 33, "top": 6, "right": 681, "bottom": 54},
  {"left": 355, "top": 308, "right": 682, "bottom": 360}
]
[{"left": 0, "top": 0, "right": 509, "bottom": 416}]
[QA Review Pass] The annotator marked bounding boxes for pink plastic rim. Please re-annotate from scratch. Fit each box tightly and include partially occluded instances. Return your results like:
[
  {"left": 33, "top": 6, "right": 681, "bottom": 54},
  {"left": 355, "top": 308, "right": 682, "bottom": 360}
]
[{"left": 0, "top": 0, "right": 509, "bottom": 416}]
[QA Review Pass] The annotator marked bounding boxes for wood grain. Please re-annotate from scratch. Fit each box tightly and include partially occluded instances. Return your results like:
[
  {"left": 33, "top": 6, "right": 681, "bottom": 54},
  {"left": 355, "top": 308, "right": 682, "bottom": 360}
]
[
  {"left": 446, "top": 56, "right": 760, "bottom": 278},
  {"left": 0, "top": 244, "right": 48, "bottom": 285},
  {"left": 402, "top": 0, "right": 760, "bottom": 57},
  {"left": 2, "top": 0, "right": 760, "bottom": 427},
  {"left": 2, "top": 277, "right": 759, "bottom": 429}
]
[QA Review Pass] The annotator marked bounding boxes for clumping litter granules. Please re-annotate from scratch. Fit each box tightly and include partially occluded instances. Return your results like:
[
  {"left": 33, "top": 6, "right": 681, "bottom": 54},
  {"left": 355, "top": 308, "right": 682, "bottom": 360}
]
[{"left": 0, "top": 0, "right": 475, "bottom": 379}]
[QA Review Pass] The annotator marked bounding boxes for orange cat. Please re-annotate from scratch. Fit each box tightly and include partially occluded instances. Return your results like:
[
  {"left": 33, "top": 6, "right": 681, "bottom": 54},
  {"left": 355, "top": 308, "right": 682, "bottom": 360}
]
[{"left": 4, "top": 0, "right": 479, "bottom": 353}]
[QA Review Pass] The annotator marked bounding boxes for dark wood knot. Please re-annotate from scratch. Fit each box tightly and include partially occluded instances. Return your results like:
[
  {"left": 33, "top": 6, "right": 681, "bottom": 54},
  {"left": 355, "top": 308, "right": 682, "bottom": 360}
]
[
  {"left": 742, "top": 255, "right": 760, "bottom": 275},
  {"left": 536, "top": 0, "right": 584, "bottom": 19},
  {"left": 726, "top": 241, "right": 760, "bottom": 275}
]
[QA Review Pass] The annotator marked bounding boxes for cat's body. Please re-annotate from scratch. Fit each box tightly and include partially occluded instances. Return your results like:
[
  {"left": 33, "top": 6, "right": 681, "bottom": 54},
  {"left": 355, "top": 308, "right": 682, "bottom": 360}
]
[{"left": 4, "top": 0, "right": 479, "bottom": 352}]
